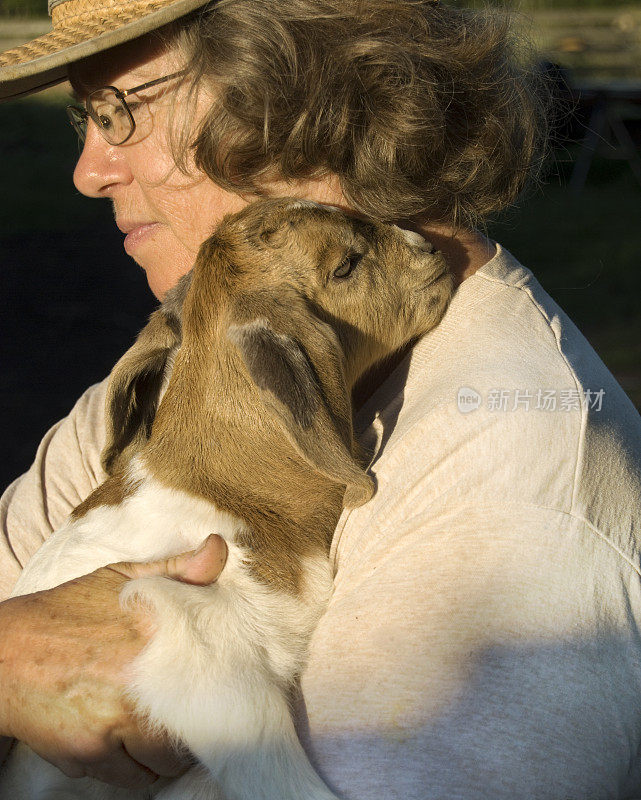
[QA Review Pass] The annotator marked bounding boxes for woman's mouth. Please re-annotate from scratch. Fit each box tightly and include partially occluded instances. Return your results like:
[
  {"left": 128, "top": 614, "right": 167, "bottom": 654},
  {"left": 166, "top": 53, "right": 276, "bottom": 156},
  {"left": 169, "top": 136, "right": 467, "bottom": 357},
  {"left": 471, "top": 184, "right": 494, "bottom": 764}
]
[{"left": 118, "top": 221, "right": 161, "bottom": 255}]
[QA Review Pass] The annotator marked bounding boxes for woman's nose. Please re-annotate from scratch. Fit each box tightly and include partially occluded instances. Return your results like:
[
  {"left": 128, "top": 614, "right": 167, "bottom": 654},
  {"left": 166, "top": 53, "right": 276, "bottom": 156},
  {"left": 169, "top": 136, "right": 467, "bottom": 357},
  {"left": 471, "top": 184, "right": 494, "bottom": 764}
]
[{"left": 72, "top": 120, "right": 133, "bottom": 198}]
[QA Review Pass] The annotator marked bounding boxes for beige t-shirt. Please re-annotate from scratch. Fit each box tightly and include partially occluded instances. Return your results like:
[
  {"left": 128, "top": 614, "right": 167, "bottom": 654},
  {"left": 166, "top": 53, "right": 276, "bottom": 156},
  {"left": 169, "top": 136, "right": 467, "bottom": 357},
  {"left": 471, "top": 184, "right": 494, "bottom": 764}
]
[{"left": 2, "top": 245, "right": 641, "bottom": 798}]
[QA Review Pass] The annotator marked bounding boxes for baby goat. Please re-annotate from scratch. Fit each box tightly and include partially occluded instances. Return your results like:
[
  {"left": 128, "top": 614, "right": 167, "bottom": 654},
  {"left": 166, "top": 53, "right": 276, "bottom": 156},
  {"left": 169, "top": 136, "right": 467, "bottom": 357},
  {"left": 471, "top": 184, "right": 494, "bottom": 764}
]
[{"left": 1, "top": 198, "right": 452, "bottom": 800}]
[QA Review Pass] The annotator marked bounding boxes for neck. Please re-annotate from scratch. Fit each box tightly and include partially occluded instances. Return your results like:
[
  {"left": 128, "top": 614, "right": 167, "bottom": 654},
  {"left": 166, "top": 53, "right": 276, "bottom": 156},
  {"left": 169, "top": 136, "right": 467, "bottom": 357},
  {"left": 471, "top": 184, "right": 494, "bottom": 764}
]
[{"left": 413, "top": 221, "right": 496, "bottom": 288}]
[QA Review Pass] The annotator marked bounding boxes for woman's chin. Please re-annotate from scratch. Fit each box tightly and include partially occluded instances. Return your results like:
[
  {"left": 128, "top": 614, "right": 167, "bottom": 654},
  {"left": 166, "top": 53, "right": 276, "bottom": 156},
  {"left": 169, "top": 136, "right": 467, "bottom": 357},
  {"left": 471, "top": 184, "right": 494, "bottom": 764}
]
[
  {"left": 140, "top": 259, "right": 193, "bottom": 301},
  {"left": 124, "top": 238, "right": 194, "bottom": 300}
]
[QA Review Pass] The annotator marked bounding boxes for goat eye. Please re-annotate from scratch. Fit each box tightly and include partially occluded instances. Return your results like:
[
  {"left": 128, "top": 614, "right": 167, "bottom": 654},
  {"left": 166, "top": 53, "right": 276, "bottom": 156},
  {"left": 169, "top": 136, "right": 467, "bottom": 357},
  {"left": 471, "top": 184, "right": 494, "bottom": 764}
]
[{"left": 333, "top": 253, "right": 361, "bottom": 280}]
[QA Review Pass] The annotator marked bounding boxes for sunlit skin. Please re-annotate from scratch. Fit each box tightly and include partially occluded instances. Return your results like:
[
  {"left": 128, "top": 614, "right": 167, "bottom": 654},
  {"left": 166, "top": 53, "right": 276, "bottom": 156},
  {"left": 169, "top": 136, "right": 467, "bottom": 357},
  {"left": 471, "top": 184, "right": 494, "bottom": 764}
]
[
  {"left": 70, "top": 41, "right": 247, "bottom": 299},
  {"left": 0, "top": 33, "right": 496, "bottom": 789}
]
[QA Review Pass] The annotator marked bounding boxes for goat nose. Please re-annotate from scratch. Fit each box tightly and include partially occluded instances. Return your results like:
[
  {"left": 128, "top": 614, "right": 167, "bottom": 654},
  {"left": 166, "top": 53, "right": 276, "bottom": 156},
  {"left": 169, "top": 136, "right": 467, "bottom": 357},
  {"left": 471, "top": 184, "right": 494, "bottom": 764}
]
[
  {"left": 393, "top": 226, "right": 426, "bottom": 247},
  {"left": 394, "top": 226, "right": 438, "bottom": 256}
]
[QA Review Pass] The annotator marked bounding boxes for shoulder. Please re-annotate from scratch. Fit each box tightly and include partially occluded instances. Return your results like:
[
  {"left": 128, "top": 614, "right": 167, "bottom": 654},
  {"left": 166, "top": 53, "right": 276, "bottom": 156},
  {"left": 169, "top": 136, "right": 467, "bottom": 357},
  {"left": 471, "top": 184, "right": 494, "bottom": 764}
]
[
  {"left": 336, "top": 244, "right": 641, "bottom": 587},
  {"left": 338, "top": 245, "right": 641, "bottom": 562},
  {"left": 302, "top": 249, "right": 641, "bottom": 796}
]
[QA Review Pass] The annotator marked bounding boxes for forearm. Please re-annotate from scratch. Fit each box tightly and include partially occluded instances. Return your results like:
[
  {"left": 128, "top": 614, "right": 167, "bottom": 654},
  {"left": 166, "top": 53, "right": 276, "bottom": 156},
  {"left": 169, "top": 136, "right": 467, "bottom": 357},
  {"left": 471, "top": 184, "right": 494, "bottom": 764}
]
[
  {"left": 0, "top": 578, "right": 158, "bottom": 785},
  {"left": 0, "top": 597, "right": 29, "bottom": 770},
  {"left": 0, "top": 596, "right": 21, "bottom": 741},
  {"left": 0, "top": 546, "right": 222, "bottom": 787}
]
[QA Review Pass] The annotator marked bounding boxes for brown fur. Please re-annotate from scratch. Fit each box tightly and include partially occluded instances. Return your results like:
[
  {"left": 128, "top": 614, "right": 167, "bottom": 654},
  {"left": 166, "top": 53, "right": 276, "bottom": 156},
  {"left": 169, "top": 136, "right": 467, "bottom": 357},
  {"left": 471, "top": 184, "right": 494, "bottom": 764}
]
[
  {"left": 72, "top": 473, "right": 139, "bottom": 520},
  {"left": 101, "top": 310, "right": 182, "bottom": 477},
  {"left": 91, "top": 199, "right": 452, "bottom": 592}
]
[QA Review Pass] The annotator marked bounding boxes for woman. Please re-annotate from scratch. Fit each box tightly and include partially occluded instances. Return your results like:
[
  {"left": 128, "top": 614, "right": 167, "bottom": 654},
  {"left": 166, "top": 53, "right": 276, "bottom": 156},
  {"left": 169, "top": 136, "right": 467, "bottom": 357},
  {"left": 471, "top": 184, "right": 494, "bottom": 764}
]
[{"left": 1, "top": 1, "right": 641, "bottom": 797}]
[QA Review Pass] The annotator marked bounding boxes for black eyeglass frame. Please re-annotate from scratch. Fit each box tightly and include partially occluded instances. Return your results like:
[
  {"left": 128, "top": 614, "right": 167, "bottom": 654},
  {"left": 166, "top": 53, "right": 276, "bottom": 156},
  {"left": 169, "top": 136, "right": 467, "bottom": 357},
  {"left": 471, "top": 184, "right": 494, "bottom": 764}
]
[{"left": 66, "top": 69, "right": 186, "bottom": 146}]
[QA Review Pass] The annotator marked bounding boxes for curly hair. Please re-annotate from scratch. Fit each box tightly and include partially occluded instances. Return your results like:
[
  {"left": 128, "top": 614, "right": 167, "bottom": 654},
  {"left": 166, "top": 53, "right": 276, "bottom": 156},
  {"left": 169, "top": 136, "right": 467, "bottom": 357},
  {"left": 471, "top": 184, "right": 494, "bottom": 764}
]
[{"left": 170, "top": 0, "right": 549, "bottom": 228}]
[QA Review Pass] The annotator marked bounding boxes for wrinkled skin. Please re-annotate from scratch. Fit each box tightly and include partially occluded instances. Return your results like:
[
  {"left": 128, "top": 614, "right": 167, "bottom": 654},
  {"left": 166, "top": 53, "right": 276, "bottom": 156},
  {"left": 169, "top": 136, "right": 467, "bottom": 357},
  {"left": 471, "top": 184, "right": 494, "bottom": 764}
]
[{"left": 0, "top": 535, "right": 227, "bottom": 787}]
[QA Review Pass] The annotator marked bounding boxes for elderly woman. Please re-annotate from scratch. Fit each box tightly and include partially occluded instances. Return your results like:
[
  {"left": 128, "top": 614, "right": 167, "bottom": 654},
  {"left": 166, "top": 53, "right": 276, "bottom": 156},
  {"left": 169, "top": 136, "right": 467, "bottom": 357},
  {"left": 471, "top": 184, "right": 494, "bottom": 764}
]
[{"left": 1, "top": 0, "right": 641, "bottom": 797}]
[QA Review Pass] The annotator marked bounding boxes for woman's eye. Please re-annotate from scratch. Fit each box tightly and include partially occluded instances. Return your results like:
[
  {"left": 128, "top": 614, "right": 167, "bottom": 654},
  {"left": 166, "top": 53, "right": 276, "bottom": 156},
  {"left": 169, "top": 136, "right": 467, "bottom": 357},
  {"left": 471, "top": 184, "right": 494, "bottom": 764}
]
[{"left": 332, "top": 254, "right": 362, "bottom": 280}]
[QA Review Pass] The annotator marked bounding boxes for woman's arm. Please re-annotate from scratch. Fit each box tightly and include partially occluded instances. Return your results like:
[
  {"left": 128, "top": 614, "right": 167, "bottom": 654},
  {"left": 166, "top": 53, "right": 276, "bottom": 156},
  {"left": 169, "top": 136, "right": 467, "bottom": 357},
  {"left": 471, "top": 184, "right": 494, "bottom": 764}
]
[
  {"left": 0, "top": 380, "right": 229, "bottom": 786},
  {"left": 0, "top": 536, "right": 226, "bottom": 787}
]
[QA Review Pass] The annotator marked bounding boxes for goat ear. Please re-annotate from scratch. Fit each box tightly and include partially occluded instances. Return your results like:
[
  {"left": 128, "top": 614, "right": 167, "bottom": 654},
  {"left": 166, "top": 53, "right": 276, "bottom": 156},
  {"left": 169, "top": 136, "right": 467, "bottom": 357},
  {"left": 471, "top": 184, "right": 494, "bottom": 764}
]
[
  {"left": 101, "top": 308, "right": 181, "bottom": 476},
  {"left": 228, "top": 319, "right": 374, "bottom": 508}
]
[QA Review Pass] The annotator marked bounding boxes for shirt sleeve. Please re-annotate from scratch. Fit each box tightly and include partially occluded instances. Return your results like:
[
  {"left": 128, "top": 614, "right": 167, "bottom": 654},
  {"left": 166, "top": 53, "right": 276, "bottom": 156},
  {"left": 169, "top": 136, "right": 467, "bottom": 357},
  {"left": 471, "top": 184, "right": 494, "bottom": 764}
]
[
  {"left": 298, "top": 502, "right": 641, "bottom": 799},
  {"left": 0, "top": 380, "right": 109, "bottom": 600}
]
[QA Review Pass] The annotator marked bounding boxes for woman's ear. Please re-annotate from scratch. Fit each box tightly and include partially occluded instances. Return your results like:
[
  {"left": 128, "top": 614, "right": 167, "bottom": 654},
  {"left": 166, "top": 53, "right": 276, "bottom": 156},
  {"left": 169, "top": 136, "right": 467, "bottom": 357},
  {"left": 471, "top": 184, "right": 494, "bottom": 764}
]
[
  {"left": 227, "top": 317, "right": 374, "bottom": 508},
  {"left": 101, "top": 302, "right": 183, "bottom": 476}
]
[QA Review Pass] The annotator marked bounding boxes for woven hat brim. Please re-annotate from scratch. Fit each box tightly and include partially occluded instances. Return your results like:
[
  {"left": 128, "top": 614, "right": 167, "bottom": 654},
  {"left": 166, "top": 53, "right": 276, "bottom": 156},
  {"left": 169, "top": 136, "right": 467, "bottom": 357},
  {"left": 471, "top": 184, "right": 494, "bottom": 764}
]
[{"left": 0, "top": 0, "right": 211, "bottom": 102}]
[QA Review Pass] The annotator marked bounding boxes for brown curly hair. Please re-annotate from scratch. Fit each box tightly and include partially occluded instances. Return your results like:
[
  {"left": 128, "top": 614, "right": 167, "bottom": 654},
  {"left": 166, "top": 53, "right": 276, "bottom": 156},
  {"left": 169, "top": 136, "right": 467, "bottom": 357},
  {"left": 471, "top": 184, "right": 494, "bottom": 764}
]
[{"left": 170, "top": 0, "right": 549, "bottom": 228}]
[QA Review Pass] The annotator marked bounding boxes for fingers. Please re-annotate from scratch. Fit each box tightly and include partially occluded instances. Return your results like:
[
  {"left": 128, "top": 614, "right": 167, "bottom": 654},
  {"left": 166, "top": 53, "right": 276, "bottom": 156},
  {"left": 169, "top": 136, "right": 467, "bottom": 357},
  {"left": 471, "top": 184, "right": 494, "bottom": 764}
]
[
  {"left": 41, "top": 744, "right": 158, "bottom": 790},
  {"left": 163, "top": 534, "right": 228, "bottom": 585},
  {"left": 110, "top": 534, "right": 228, "bottom": 586},
  {"left": 123, "top": 729, "right": 193, "bottom": 778},
  {"left": 66, "top": 756, "right": 156, "bottom": 789}
]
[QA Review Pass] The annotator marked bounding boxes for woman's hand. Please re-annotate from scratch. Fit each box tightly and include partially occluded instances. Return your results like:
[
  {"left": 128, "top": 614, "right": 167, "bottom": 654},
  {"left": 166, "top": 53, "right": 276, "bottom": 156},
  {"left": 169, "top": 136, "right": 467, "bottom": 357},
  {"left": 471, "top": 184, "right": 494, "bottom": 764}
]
[{"left": 0, "top": 534, "right": 227, "bottom": 788}]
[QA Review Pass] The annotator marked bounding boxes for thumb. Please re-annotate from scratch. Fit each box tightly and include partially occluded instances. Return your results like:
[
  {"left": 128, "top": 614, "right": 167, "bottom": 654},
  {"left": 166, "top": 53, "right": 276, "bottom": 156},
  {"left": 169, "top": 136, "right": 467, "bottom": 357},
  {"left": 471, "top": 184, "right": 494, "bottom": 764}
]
[{"left": 112, "top": 534, "right": 228, "bottom": 585}]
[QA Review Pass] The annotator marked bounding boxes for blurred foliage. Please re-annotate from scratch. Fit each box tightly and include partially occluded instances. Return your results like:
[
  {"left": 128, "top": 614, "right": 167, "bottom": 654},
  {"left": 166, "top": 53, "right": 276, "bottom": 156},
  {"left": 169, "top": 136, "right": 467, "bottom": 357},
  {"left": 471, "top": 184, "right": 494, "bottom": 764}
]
[{"left": 0, "top": 0, "right": 45, "bottom": 16}]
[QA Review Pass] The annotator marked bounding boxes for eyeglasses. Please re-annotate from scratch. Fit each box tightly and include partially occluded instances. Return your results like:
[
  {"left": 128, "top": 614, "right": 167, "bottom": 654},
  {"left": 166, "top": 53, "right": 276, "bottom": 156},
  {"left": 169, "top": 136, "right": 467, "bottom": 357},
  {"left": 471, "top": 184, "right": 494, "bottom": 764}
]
[{"left": 66, "top": 70, "right": 185, "bottom": 146}]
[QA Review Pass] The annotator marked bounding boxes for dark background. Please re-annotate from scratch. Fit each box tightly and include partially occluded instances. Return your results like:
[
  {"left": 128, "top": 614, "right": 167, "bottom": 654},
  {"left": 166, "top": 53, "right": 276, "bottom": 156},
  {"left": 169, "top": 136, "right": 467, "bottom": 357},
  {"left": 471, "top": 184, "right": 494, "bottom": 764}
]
[
  {"left": 1, "top": 224, "right": 155, "bottom": 489},
  {"left": 0, "top": 90, "right": 156, "bottom": 490}
]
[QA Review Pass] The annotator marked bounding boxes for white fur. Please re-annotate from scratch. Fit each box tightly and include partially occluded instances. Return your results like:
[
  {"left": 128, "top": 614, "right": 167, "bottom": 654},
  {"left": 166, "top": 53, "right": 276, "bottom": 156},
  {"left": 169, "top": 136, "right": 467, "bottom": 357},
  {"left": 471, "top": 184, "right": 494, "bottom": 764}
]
[{"left": 1, "top": 458, "right": 339, "bottom": 800}]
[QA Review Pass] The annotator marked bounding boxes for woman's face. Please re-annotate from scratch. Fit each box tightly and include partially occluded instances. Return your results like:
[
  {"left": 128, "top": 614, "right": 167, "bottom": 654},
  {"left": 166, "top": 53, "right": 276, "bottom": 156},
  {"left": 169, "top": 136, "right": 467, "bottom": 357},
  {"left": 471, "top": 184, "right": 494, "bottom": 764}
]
[
  {"left": 70, "top": 39, "right": 251, "bottom": 299},
  {"left": 71, "top": 37, "right": 349, "bottom": 300}
]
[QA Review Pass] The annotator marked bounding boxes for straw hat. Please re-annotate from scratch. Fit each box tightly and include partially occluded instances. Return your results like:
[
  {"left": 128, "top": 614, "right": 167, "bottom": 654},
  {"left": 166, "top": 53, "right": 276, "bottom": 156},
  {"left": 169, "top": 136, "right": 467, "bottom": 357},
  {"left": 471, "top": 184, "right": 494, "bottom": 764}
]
[{"left": 0, "top": 0, "right": 212, "bottom": 102}]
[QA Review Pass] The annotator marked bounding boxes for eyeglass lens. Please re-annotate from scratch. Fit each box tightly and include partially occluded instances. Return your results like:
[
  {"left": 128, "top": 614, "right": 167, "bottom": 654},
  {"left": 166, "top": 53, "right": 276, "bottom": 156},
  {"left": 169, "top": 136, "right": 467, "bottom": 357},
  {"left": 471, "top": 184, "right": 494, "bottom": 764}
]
[
  {"left": 66, "top": 88, "right": 135, "bottom": 146},
  {"left": 87, "top": 88, "right": 134, "bottom": 145}
]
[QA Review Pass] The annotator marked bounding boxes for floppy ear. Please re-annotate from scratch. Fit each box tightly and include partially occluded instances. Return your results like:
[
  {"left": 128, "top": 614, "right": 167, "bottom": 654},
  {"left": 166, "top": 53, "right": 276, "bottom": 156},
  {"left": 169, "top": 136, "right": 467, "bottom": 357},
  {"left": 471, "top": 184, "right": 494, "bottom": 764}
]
[
  {"left": 101, "top": 307, "right": 181, "bottom": 476},
  {"left": 228, "top": 318, "right": 374, "bottom": 508}
]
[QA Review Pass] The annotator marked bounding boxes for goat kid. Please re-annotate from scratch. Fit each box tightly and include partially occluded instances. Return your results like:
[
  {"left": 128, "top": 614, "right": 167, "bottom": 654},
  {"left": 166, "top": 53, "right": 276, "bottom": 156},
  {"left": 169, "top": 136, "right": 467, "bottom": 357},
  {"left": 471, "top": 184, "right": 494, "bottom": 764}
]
[{"left": 0, "top": 198, "right": 452, "bottom": 800}]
